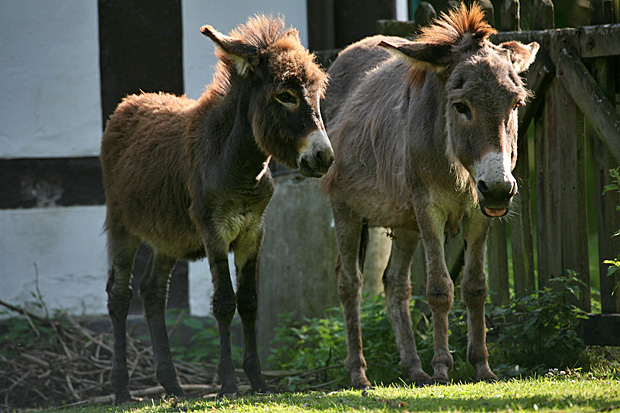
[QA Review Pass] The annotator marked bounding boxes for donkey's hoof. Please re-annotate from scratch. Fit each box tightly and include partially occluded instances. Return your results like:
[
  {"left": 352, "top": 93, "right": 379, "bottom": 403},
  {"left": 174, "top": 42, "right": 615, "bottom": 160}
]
[
  {"left": 250, "top": 386, "right": 272, "bottom": 396},
  {"left": 476, "top": 372, "right": 499, "bottom": 383},
  {"left": 115, "top": 392, "right": 142, "bottom": 405},
  {"left": 164, "top": 385, "right": 186, "bottom": 399},
  {"left": 409, "top": 370, "right": 433, "bottom": 387},
  {"left": 432, "top": 376, "right": 450, "bottom": 386},
  {"left": 218, "top": 385, "right": 240, "bottom": 399},
  {"left": 351, "top": 379, "right": 373, "bottom": 390}
]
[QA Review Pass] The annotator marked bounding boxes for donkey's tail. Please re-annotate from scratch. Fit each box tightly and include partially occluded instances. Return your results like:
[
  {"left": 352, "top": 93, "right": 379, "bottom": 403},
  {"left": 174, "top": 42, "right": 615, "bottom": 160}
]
[
  {"left": 334, "top": 218, "right": 369, "bottom": 278},
  {"left": 357, "top": 218, "right": 369, "bottom": 273}
]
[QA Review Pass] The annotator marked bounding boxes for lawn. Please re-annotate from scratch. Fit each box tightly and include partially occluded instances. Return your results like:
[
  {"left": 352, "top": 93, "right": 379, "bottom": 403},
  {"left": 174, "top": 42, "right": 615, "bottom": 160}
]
[{"left": 49, "top": 373, "right": 620, "bottom": 412}]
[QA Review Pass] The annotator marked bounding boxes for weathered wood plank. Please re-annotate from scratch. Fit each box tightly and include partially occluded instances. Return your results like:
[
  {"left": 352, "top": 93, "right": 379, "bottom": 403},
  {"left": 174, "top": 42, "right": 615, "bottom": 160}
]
[
  {"left": 375, "top": 20, "right": 418, "bottom": 37},
  {"left": 494, "top": 24, "right": 620, "bottom": 59},
  {"left": 556, "top": 48, "right": 620, "bottom": 165},
  {"left": 501, "top": 0, "right": 520, "bottom": 31},
  {"left": 488, "top": 221, "right": 510, "bottom": 305},
  {"left": 534, "top": 107, "right": 548, "bottom": 290},
  {"left": 510, "top": 121, "right": 536, "bottom": 298},
  {"left": 538, "top": 82, "right": 564, "bottom": 290},
  {"left": 557, "top": 85, "right": 590, "bottom": 310},
  {"left": 518, "top": 50, "right": 555, "bottom": 141},
  {"left": 546, "top": 27, "right": 592, "bottom": 310},
  {"left": 577, "top": 24, "right": 620, "bottom": 58},
  {"left": 530, "top": 0, "right": 554, "bottom": 30},
  {"left": 589, "top": 0, "right": 614, "bottom": 25}
]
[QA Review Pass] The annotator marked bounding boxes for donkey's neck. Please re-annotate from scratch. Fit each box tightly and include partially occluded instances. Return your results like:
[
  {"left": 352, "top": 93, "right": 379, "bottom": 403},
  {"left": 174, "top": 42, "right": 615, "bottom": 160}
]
[
  {"left": 190, "top": 77, "right": 273, "bottom": 192},
  {"left": 406, "top": 73, "right": 457, "bottom": 186}
]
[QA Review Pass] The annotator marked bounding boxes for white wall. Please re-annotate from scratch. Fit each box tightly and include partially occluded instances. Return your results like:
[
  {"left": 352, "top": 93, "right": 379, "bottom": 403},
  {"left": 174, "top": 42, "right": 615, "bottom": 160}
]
[
  {"left": 0, "top": 207, "right": 108, "bottom": 316},
  {"left": 182, "top": 0, "right": 308, "bottom": 99},
  {"left": 182, "top": 0, "right": 308, "bottom": 315},
  {"left": 0, "top": 0, "right": 102, "bottom": 159}
]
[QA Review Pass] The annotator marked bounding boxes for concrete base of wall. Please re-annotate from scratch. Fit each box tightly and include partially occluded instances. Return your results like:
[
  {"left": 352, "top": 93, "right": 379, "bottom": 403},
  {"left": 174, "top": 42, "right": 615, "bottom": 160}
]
[{"left": 257, "top": 173, "right": 340, "bottom": 362}]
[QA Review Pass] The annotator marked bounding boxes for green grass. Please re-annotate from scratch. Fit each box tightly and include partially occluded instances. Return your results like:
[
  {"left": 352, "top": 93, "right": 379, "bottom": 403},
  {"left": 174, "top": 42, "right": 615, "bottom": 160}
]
[{"left": 46, "top": 375, "right": 620, "bottom": 412}]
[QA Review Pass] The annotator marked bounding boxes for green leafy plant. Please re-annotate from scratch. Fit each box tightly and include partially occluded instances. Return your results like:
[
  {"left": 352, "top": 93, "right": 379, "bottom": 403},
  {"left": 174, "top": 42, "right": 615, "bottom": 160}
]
[
  {"left": 267, "top": 294, "right": 475, "bottom": 390},
  {"left": 165, "top": 309, "right": 242, "bottom": 365},
  {"left": 602, "top": 167, "right": 620, "bottom": 289},
  {"left": 488, "top": 273, "right": 589, "bottom": 376}
]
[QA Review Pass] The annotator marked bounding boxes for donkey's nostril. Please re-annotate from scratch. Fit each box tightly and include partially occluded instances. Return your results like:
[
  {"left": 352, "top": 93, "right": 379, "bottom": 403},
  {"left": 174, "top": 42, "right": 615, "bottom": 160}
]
[
  {"left": 316, "top": 149, "right": 334, "bottom": 169},
  {"left": 477, "top": 180, "right": 489, "bottom": 195},
  {"left": 509, "top": 180, "right": 517, "bottom": 197}
]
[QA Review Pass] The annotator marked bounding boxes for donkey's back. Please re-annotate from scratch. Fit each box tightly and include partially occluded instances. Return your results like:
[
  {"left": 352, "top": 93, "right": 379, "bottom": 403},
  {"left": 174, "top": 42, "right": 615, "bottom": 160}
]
[
  {"left": 102, "top": 92, "right": 202, "bottom": 259},
  {"left": 322, "top": 35, "right": 407, "bottom": 124}
]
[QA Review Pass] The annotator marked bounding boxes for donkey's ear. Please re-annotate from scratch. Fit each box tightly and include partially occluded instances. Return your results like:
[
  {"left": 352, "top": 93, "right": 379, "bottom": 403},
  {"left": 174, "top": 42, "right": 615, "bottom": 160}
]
[
  {"left": 284, "top": 27, "right": 299, "bottom": 39},
  {"left": 201, "top": 25, "right": 259, "bottom": 76},
  {"left": 499, "top": 41, "right": 539, "bottom": 73},
  {"left": 378, "top": 40, "right": 452, "bottom": 73}
]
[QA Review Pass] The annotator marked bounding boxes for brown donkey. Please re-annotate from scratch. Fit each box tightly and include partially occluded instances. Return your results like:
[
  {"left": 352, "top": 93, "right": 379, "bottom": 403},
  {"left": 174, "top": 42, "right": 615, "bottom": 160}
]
[
  {"left": 101, "top": 15, "right": 332, "bottom": 403},
  {"left": 321, "top": 3, "right": 538, "bottom": 387}
]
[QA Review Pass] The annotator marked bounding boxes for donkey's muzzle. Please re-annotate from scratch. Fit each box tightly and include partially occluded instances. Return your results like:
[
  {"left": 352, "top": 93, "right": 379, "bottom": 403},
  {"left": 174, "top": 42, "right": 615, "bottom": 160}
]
[
  {"left": 298, "top": 130, "right": 334, "bottom": 178},
  {"left": 477, "top": 179, "right": 517, "bottom": 217}
]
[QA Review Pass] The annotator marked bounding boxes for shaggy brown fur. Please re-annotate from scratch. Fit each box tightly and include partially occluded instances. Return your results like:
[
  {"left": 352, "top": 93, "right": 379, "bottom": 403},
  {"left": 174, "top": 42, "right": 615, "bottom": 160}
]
[
  {"left": 321, "top": 3, "right": 538, "bottom": 388},
  {"left": 101, "top": 15, "right": 332, "bottom": 403}
]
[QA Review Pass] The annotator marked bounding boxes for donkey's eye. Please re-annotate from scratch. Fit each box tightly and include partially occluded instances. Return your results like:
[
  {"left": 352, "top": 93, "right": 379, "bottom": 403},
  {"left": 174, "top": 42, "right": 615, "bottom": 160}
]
[
  {"left": 453, "top": 102, "right": 471, "bottom": 120},
  {"left": 275, "top": 91, "right": 298, "bottom": 106}
]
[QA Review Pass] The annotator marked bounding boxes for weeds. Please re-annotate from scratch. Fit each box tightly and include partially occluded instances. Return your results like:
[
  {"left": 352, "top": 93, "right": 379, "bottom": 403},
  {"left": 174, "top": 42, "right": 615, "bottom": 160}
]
[{"left": 267, "top": 273, "right": 594, "bottom": 389}]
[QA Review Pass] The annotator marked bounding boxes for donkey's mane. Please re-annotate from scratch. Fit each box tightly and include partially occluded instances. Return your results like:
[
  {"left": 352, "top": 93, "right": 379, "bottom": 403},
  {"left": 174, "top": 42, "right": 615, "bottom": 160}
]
[
  {"left": 409, "top": 3, "right": 496, "bottom": 87},
  {"left": 206, "top": 15, "right": 327, "bottom": 104},
  {"left": 417, "top": 3, "right": 496, "bottom": 46}
]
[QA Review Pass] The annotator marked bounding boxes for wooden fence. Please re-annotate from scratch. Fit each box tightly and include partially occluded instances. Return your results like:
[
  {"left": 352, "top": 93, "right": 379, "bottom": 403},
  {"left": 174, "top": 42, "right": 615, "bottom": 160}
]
[{"left": 373, "top": 0, "right": 620, "bottom": 345}]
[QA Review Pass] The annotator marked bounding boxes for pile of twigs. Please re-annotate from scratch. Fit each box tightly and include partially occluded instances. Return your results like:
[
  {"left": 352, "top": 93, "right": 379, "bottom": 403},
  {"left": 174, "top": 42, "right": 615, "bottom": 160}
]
[
  {"left": 0, "top": 299, "right": 227, "bottom": 409},
  {"left": 0, "top": 299, "right": 339, "bottom": 410}
]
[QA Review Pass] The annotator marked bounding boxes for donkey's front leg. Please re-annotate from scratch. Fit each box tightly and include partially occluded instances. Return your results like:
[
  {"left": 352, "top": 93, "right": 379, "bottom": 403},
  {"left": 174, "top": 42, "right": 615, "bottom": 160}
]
[
  {"left": 382, "top": 228, "right": 433, "bottom": 385},
  {"left": 462, "top": 214, "right": 498, "bottom": 381},
  {"left": 233, "top": 227, "right": 270, "bottom": 394},
  {"left": 415, "top": 202, "right": 454, "bottom": 383},
  {"left": 206, "top": 245, "right": 239, "bottom": 397}
]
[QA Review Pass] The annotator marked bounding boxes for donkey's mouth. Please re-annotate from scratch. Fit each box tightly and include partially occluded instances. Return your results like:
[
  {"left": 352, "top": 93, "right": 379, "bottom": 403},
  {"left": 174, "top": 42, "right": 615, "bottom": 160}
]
[
  {"left": 482, "top": 206, "right": 507, "bottom": 217},
  {"left": 299, "top": 158, "right": 326, "bottom": 178}
]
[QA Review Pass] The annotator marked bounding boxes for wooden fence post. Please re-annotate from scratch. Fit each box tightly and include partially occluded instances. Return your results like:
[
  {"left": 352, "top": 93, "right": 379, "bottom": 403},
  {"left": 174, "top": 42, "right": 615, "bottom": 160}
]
[
  {"left": 551, "top": 32, "right": 591, "bottom": 311},
  {"left": 501, "top": 0, "right": 520, "bottom": 31},
  {"left": 488, "top": 221, "right": 510, "bottom": 305}
]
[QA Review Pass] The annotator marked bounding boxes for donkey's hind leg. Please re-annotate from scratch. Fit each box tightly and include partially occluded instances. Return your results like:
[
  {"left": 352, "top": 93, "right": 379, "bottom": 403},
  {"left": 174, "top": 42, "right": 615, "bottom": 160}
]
[
  {"left": 139, "top": 250, "right": 185, "bottom": 398},
  {"left": 331, "top": 200, "right": 370, "bottom": 389},
  {"left": 234, "top": 229, "right": 270, "bottom": 394},
  {"left": 383, "top": 228, "right": 433, "bottom": 386},
  {"left": 106, "top": 228, "right": 140, "bottom": 404}
]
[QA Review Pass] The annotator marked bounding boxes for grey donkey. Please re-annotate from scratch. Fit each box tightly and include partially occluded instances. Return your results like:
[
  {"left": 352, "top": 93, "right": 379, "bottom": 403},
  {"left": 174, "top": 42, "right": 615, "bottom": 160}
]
[{"left": 321, "top": 3, "right": 538, "bottom": 387}]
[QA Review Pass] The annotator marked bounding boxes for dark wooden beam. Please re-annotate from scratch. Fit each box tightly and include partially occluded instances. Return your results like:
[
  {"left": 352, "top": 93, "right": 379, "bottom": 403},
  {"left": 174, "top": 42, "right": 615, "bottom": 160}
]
[
  {"left": 556, "top": 48, "right": 620, "bottom": 165},
  {"left": 579, "top": 314, "right": 620, "bottom": 346},
  {"left": 0, "top": 157, "right": 105, "bottom": 209}
]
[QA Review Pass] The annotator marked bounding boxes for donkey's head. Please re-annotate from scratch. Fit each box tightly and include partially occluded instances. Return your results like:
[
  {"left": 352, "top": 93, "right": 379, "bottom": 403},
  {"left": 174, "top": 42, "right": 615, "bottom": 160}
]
[
  {"left": 379, "top": 3, "right": 538, "bottom": 217},
  {"left": 201, "top": 16, "right": 333, "bottom": 177}
]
